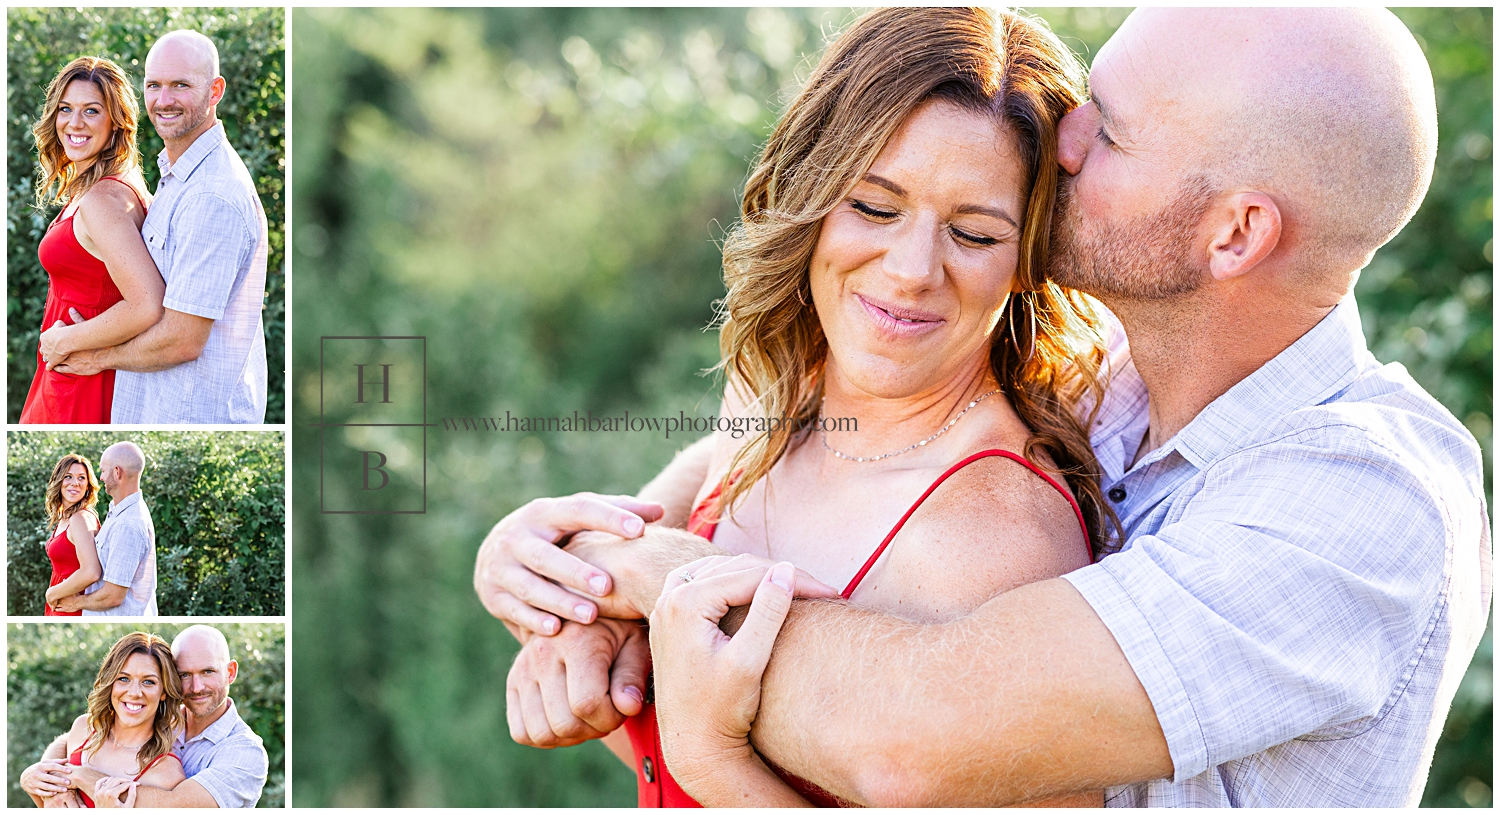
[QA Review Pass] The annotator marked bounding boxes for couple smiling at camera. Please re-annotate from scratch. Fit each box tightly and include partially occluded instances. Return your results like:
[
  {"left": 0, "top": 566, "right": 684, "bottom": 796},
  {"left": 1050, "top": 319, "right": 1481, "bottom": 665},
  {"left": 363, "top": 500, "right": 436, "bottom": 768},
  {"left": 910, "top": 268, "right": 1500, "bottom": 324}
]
[
  {"left": 19, "top": 28, "right": 268, "bottom": 425},
  {"left": 475, "top": 7, "right": 1488, "bottom": 809},
  {"left": 19, "top": 627, "right": 268, "bottom": 808}
]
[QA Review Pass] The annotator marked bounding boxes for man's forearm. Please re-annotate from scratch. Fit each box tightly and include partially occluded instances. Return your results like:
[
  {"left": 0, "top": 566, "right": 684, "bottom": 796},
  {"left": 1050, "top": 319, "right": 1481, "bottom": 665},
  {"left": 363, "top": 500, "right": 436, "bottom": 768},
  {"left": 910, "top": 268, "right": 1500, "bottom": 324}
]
[
  {"left": 68, "top": 587, "right": 124, "bottom": 612},
  {"left": 66, "top": 767, "right": 215, "bottom": 808},
  {"left": 85, "top": 309, "right": 209, "bottom": 374},
  {"left": 746, "top": 579, "right": 1171, "bottom": 806},
  {"left": 568, "top": 527, "right": 726, "bottom": 618}
]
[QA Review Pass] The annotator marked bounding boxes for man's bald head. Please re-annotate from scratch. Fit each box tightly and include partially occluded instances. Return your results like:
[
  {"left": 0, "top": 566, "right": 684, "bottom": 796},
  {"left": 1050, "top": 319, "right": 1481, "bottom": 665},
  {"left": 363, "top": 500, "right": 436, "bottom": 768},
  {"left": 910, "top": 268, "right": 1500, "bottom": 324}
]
[
  {"left": 172, "top": 624, "right": 232, "bottom": 665},
  {"left": 1104, "top": 8, "right": 1436, "bottom": 277},
  {"left": 146, "top": 29, "right": 220, "bottom": 83},
  {"left": 100, "top": 441, "right": 146, "bottom": 476}
]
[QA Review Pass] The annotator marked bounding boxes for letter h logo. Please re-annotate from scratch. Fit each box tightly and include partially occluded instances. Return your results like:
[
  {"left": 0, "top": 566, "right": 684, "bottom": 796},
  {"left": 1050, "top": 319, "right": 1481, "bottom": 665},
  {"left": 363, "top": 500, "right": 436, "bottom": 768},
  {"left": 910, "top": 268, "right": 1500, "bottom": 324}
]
[{"left": 317, "top": 336, "right": 428, "bottom": 514}]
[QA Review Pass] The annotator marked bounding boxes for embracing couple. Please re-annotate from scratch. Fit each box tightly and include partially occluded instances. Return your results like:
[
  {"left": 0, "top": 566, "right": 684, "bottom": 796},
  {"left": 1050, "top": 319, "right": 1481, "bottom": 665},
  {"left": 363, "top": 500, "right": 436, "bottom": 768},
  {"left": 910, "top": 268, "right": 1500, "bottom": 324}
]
[
  {"left": 43, "top": 442, "right": 156, "bottom": 618},
  {"left": 20, "top": 626, "right": 269, "bottom": 808},
  {"left": 19, "top": 29, "right": 268, "bottom": 425},
  {"left": 476, "top": 7, "right": 1489, "bottom": 808}
]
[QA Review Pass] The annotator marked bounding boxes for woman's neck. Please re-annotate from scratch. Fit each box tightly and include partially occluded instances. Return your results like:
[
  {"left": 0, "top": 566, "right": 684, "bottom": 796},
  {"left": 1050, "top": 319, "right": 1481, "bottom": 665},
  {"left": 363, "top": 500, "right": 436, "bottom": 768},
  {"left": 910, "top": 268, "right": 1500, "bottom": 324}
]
[
  {"left": 108, "top": 718, "right": 155, "bottom": 752},
  {"left": 818, "top": 361, "right": 998, "bottom": 461}
]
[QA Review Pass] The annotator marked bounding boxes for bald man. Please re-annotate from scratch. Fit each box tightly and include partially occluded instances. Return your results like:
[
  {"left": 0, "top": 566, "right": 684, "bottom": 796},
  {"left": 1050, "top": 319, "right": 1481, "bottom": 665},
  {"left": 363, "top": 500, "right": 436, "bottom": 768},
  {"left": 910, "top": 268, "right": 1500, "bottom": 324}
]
[
  {"left": 53, "top": 442, "right": 157, "bottom": 616},
  {"left": 475, "top": 8, "right": 1488, "bottom": 807},
  {"left": 20, "top": 625, "right": 270, "bottom": 807},
  {"left": 53, "top": 29, "right": 270, "bottom": 424}
]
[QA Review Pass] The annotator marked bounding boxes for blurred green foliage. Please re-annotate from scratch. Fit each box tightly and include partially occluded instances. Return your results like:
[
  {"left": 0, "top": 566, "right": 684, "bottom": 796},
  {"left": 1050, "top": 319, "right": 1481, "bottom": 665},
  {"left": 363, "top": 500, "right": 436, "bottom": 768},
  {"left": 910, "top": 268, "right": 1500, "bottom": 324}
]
[
  {"left": 7, "top": 622, "right": 285, "bottom": 808},
  {"left": 8, "top": 430, "right": 285, "bottom": 616},
  {"left": 290, "top": 7, "right": 1491, "bottom": 807},
  {"left": 6, "top": 7, "right": 286, "bottom": 423}
]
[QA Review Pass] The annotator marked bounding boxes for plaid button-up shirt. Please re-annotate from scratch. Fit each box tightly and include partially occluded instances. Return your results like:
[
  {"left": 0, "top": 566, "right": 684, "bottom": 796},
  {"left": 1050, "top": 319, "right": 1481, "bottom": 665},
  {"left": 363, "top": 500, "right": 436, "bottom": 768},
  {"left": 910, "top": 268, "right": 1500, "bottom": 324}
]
[
  {"left": 1065, "top": 297, "right": 1490, "bottom": 806},
  {"left": 177, "top": 699, "right": 269, "bottom": 808},
  {"left": 112, "top": 122, "right": 268, "bottom": 424}
]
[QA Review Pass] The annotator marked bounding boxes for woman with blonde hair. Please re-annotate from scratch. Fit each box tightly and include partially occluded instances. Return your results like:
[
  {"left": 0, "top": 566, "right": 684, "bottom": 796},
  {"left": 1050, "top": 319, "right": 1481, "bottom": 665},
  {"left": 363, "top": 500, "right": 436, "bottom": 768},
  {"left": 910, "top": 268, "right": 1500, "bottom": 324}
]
[
  {"left": 20, "top": 56, "right": 166, "bottom": 424},
  {"left": 513, "top": 7, "right": 1115, "bottom": 807},
  {"left": 41, "top": 453, "right": 103, "bottom": 616},
  {"left": 29, "top": 632, "right": 186, "bottom": 807}
]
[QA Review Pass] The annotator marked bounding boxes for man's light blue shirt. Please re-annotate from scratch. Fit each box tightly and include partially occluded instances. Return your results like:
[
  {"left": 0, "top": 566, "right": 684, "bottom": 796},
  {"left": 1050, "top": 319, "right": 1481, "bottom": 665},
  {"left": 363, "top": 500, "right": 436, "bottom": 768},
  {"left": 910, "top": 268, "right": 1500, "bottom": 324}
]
[
  {"left": 176, "top": 699, "right": 269, "bottom": 808},
  {"left": 112, "top": 121, "right": 268, "bottom": 424},
  {"left": 1066, "top": 297, "right": 1490, "bottom": 806},
  {"left": 82, "top": 491, "right": 156, "bottom": 617}
]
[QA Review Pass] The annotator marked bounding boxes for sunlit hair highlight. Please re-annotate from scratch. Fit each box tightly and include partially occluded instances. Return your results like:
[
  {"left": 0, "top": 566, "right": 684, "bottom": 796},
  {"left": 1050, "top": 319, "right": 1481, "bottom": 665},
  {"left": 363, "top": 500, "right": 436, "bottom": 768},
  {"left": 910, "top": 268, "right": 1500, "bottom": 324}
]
[
  {"left": 714, "top": 7, "right": 1121, "bottom": 554},
  {"left": 32, "top": 56, "right": 143, "bottom": 207}
]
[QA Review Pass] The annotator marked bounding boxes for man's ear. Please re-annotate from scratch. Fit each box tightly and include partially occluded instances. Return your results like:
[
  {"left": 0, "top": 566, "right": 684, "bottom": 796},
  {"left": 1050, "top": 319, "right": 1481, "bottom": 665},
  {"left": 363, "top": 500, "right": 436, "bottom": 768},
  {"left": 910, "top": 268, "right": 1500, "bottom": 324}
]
[
  {"left": 209, "top": 76, "right": 227, "bottom": 107},
  {"left": 226, "top": 659, "right": 238, "bottom": 684},
  {"left": 1206, "top": 191, "right": 1281, "bottom": 281}
]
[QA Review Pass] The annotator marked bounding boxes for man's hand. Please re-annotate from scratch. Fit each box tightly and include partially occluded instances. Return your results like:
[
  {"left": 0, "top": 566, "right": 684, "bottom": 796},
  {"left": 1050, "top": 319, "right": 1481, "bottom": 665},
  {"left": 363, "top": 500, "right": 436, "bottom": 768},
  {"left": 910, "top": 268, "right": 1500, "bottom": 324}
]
[
  {"left": 475, "top": 493, "right": 663, "bottom": 637},
  {"left": 506, "top": 618, "right": 650, "bottom": 748},
  {"left": 50, "top": 593, "right": 85, "bottom": 614},
  {"left": 51, "top": 348, "right": 104, "bottom": 377},
  {"left": 41, "top": 790, "right": 83, "bottom": 808},
  {"left": 21, "top": 758, "right": 71, "bottom": 798}
]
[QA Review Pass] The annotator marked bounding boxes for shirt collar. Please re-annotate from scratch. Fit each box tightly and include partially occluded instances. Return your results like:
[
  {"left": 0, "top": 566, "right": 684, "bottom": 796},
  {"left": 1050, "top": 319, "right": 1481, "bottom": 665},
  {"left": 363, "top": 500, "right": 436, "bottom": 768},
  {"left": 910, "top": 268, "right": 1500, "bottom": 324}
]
[
  {"left": 182, "top": 698, "right": 244, "bottom": 745},
  {"left": 1147, "top": 295, "right": 1375, "bottom": 470},
  {"left": 108, "top": 491, "right": 142, "bottom": 515},
  {"left": 156, "top": 121, "right": 227, "bottom": 181}
]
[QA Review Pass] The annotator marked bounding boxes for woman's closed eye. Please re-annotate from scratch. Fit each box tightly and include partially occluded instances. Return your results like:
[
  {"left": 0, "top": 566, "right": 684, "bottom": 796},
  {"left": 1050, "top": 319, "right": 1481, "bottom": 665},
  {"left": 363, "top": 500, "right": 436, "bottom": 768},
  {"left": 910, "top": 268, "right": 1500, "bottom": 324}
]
[
  {"left": 950, "top": 225, "right": 999, "bottom": 247},
  {"left": 850, "top": 199, "right": 897, "bottom": 220}
]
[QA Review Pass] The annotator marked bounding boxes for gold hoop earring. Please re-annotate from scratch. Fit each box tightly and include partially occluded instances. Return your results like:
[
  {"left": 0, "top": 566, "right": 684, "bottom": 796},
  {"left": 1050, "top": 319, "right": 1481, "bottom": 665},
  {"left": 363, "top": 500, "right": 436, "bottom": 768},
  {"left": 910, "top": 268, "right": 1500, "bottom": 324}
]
[{"left": 1008, "top": 292, "right": 1036, "bottom": 365}]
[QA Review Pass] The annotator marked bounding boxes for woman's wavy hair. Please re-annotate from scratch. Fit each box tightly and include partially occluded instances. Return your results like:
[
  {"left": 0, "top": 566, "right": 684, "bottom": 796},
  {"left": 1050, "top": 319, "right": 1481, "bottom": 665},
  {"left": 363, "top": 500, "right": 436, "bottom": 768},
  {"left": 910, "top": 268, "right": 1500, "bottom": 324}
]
[
  {"left": 32, "top": 56, "right": 142, "bottom": 208},
  {"left": 44, "top": 454, "right": 99, "bottom": 532},
  {"left": 715, "top": 7, "right": 1121, "bottom": 555},
  {"left": 84, "top": 632, "right": 183, "bottom": 771}
]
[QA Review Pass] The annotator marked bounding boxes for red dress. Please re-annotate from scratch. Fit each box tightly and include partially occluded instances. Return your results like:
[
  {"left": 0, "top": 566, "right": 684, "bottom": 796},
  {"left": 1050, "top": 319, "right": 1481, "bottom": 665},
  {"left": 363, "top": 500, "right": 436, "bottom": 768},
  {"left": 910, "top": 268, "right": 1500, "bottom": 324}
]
[
  {"left": 19, "top": 177, "right": 145, "bottom": 424},
  {"left": 68, "top": 732, "right": 180, "bottom": 808},
  {"left": 44, "top": 521, "right": 84, "bottom": 617},
  {"left": 627, "top": 449, "right": 1091, "bottom": 807}
]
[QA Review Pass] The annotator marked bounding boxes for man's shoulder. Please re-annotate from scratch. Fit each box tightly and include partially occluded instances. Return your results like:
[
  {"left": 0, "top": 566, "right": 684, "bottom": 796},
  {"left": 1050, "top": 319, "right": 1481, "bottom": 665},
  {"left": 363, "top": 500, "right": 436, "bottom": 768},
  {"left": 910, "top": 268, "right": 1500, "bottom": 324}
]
[{"left": 1254, "top": 359, "right": 1482, "bottom": 479}]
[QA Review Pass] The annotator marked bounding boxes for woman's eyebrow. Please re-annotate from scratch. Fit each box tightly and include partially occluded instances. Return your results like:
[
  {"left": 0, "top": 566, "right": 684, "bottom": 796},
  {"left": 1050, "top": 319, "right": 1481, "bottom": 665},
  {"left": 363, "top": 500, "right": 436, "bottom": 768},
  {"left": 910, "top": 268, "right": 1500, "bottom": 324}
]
[
  {"left": 862, "top": 173, "right": 907, "bottom": 197},
  {"left": 956, "top": 203, "right": 1019, "bottom": 229}
]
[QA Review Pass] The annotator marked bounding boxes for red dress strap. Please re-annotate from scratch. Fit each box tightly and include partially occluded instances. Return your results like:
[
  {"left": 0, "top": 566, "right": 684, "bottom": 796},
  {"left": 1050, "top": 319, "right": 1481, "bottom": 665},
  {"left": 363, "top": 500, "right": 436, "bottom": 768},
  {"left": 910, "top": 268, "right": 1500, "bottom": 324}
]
[
  {"left": 841, "top": 449, "right": 1090, "bottom": 598},
  {"left": 97, "top": 175, "right": 148, "bottom": 210},
  {"left": 133, "top": 751, "right": 181, "bottom": 780}
]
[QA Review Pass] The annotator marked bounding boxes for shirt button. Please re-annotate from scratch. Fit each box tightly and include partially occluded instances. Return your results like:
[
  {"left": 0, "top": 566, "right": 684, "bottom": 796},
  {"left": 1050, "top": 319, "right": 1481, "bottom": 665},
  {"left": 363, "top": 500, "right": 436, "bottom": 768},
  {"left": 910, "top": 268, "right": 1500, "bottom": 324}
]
[
  {"left": 1108, "top": 487, "right": 1127, "bottom": 502},
  {"left": 642, "top": 757, "right": 655, "bottom": 784}
]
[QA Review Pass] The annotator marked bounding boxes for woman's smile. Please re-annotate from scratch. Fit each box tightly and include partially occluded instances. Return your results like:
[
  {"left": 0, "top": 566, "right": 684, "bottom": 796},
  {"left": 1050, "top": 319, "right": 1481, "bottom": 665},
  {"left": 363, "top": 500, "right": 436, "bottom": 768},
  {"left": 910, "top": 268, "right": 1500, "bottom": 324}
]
[{"left": 855, "top": 293, "right": 946, "bottom": 339}]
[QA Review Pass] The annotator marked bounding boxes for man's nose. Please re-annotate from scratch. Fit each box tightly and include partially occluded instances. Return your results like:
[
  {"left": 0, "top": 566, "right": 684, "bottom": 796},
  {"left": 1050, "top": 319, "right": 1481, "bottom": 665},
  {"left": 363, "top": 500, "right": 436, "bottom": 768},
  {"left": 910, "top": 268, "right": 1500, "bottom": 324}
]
[{"left": 1056, "top": 102, "right": 1096, "bottom": 177}]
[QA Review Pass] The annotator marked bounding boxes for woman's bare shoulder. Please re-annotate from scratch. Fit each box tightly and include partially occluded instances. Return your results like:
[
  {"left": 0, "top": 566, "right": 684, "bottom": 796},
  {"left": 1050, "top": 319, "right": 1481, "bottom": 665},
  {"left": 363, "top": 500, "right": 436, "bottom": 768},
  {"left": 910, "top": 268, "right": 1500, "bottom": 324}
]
[
  {"left": 915, "top": 450, "right": 1091, "bottom": 578},
  {"left": 138, "top": 752, "right": 186, "bottom": 789},
  {"left": 64, "top": 713, "right": 90, "bottom": 751},
  {"left": 76, "top": 178, "right": 147, "bottom": 222}
]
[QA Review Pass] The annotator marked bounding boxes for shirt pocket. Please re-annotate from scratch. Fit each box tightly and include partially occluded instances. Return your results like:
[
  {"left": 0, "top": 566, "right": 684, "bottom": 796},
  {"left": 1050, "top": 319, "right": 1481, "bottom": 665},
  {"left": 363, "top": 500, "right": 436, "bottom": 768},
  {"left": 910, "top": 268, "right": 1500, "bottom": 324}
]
[{"left": 140, "top": 221, "right": 169, "bottom": 269}]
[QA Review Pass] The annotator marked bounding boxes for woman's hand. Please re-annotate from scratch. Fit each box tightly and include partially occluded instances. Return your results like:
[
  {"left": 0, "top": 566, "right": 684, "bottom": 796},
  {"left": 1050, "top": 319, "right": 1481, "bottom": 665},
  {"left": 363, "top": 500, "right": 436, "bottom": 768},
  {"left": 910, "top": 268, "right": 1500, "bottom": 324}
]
[
  {"left": 90, "top": 777, "right": 136, "bottom": 808},
  {"left": 39, "top": 319, "right": 76, "bottom": 368},
  {"left": 40, "top": 790, "right": 83, "bottom": 808},
  {"left": 475, "top": 493, "right": 665, "bottom": 637},
  {"left": 650, "top": 555, "right": 833, "bottom": 806}
]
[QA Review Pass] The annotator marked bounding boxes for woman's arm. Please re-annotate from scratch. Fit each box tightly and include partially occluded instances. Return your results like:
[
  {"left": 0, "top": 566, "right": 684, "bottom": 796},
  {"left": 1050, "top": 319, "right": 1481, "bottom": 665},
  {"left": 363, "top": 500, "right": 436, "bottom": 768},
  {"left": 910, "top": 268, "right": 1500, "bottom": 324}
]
[
  {"left": 40, "top": 182, "right": 164, "bottom": 361},
  {"left": 134, "top": 754, "right": 186, "bottom": 791},
  {"left": 45, "top": 512, "right": 102, "bottom": 608}
]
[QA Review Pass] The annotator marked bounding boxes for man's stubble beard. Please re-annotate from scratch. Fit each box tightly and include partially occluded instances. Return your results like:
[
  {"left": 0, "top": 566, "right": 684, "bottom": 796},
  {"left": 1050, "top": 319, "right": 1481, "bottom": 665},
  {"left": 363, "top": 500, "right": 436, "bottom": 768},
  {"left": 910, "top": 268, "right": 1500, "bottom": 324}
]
[
  {"left": 151, "top": 100, "right": 211, "bottom": 142},
  {"left": 1047, "top": 175, "right": 1218, "bottom": 302}
]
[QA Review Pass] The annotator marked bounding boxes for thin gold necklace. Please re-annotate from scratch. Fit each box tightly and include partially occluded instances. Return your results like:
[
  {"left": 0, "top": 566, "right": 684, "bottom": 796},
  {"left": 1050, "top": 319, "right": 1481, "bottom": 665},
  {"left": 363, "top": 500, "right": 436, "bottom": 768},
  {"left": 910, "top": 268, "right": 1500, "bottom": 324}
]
[{"left": 818, "top": 389, "right": 1002, "bottom": 463}]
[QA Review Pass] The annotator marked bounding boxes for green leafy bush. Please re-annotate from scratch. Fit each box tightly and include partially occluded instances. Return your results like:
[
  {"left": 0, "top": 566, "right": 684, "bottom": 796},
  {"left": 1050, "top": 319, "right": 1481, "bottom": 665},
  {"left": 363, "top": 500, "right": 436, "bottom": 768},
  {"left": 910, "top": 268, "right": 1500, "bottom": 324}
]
[
  {"left": 7, "top": 622, "right": 285, "bottom": 808},
  {"left": 7, "top": 430, "right": 284, "bottom": 616},
  {"left": 6, "top": 7, "right": 285, "bottom": 423}
]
